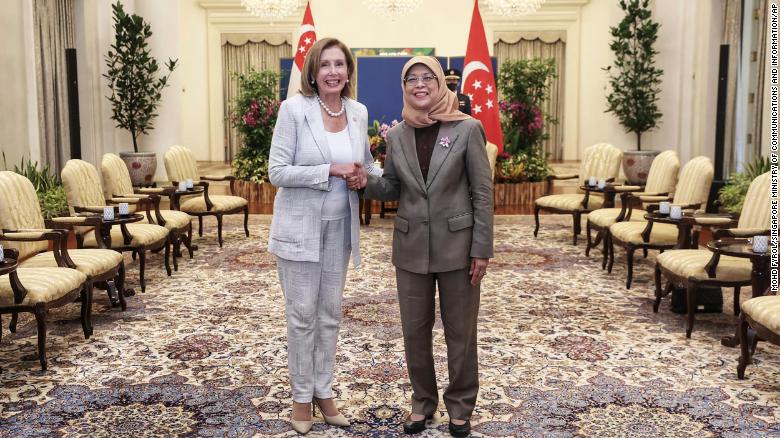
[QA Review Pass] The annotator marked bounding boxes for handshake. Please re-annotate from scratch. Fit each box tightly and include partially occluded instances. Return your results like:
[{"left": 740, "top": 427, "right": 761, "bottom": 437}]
[{"left": 330, "top": 163, "right": 368, "bottom": 191}]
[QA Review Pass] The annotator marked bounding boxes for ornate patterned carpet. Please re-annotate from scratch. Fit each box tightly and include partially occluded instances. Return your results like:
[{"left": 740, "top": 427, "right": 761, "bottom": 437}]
[{"left": 1, "top": 215, "right": 778, "bottom": 437}]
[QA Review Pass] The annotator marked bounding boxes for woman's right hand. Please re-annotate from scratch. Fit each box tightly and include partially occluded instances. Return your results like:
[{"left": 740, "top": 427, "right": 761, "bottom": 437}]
[{"left": 329, "top": 163, "right": 358, "bottom": 178}]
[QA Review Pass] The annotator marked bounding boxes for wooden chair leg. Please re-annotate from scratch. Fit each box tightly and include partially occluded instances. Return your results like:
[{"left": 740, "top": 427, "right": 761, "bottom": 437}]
[
  {"left": 737, "top": 313, "right": 750, "bottom": 379},
  {"left": 572, "top": 212, "right": 581, "bottom": 245},
  {"left": 116, "top": 261, "right": 128, "bottom": 311},
  {"left": 602, "top": 232, "right": 610, "bottom": 270},
  {"left": 607, "top": 236, "right": 616, "bottom": 273},
  {"left": 80, "top": 283, "right": 93, "bottom": 339},
  {"left": 164, "top": 241, "right": 172, "bottom": 276},
  {"left": 198, "top": 216, "right": 204, "bottom": 237},
  {"left": 10, "top": 312, "right": 18, "bottom": 332},
  {"left": 585, "top": 221, "right": 593, "bottom": 256},
  {"left": 243, "top": 206, "right": 250, "bottom": 237},
  {"left": 643, "top": 248, "right": 648, "bottom": 258},
  {"left": 139, "top": 250, "right": 147, "bottom": 293},
  {"left": 170, "top": 231, "right": 179, "bottom": 272},
  {"left": 686, "top": 283, "right": 698, "bottom": 338},
  {"left": 626, "top": 246, "right": 636, "bottom": 289},
  {"left": 185, "top": 223, "right": 194, "bottom": 258},
  {"left": 34, "top": 304, "right": 47, "bottom": 371},
  {"left": 733, "top": 286, "right": 741, "bottom": 316},
  {"left": 653, "top": 263, "right": 663, "bottom": 313},
  {"left": 217, "top": 214, "right": 224, "bottom": 247},
  {"left": 533, "top": 205, "right": 541, "bottom": 237}
]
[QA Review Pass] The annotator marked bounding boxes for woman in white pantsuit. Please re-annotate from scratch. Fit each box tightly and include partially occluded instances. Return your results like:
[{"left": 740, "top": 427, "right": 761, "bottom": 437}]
[{"left": 267, "top": 37, "right": 381, "bottom": 434}]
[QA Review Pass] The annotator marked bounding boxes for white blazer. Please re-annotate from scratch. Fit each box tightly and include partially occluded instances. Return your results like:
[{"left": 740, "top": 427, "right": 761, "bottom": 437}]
[{"left": 267, "top": 94, "right": 381, "bottom": 267}]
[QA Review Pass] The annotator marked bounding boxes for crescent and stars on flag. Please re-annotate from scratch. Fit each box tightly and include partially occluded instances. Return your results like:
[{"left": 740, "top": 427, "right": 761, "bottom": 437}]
[{"left": 462, "top": 0, "right": 504, "bottom": 151}]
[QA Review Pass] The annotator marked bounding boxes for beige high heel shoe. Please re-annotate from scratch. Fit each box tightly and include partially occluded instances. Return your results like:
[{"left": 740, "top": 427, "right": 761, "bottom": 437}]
[
  {"left": 313, "top": 398, "right": 351, "bottom": 427},
  {"left": 290, "top": 402, "right": 313, "bottom": 434}
]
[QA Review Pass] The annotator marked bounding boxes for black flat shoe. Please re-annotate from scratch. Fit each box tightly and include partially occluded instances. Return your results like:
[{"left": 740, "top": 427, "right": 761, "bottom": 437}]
[
  {"left": 448, "top": 419, "right": 471, "bottom": 437},
  {"left": 403, "top": 414, "right": 432, "bottom": 434}
]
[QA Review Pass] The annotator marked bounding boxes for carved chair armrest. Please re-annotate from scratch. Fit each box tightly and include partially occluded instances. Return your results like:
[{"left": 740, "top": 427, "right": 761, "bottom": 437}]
[
  {"left": 201, "top": 175, "right": 235, "bottom": 182},
  {"left": 713, "top": 228, "right": 769, "bottom": 239},
  {"left": 546, "top": 173, "right": 578, "bottom": 183},
  {"left": 1, "top": 228, "right": 75, "bottom": 268},
  {"left": 75, "top": 205, "right": 109, "bottom": 214},
  {"left": 201, "top": 175, "right": 236, "bottom": 195},
  {"left": 639, "top": 195, "right": 672, "bottom": 203},
  {"left": 135, "top": 187, "right": 166, "bottom": 195}
]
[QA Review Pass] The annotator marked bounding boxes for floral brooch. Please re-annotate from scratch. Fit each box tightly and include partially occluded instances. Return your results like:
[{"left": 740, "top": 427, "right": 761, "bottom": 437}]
[{"left": 439, "top": 136, "right": 451, "bottom": 148}]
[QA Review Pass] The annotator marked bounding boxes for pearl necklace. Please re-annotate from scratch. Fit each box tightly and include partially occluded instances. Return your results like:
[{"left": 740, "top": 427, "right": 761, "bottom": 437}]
[{"left": 316, "top": 94, "right": 346, "bottom": 118}]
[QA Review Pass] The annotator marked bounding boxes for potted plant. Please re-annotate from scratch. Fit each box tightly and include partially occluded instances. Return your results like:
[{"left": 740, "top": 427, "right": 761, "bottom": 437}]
[
  {"left": 104, "top": 1, "right": 178, "bottom": 186},
  {"left": 495, "top": 58, "right": 556, "bottom": 206},
  {"left": 604, "top": 0, "right": 664, "bottom": 185},
  {"left": 229, "top": 68, "right": 282, "bottom": 204}
]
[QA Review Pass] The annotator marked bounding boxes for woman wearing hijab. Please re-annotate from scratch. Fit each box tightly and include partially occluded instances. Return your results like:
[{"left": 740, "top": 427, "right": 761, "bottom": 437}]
[
  {"left": 353, "top": 56, "right": 493, "bottom": 437},
  {"left": 268, "top": 37, "right": 381, "bottom": 434}
]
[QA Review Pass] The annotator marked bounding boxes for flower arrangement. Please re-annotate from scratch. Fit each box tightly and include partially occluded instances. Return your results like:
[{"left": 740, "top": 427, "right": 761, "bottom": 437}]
[
  {"left": 367, "top": 119, "right": 399, "bottom": 163},
  {"left": 229, "top": 68, "right": 282, "bottom": 184},
  {"left": 496, "top": 58, "right": 557, "bottom": 183}
]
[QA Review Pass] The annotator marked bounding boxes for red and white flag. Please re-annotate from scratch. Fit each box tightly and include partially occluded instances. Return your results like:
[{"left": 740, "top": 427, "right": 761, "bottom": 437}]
[
  {"left": 286, "top": 2, "right": 317, "bottom": 99},
  {"left": 462, "top": 0, "right": 503, "bottom": 152}
]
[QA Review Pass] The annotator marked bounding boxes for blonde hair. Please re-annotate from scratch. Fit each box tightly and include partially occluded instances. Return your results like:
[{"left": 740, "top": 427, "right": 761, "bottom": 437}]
[{"left": 299, "top": 38, "right": 355, "bottom": 99}]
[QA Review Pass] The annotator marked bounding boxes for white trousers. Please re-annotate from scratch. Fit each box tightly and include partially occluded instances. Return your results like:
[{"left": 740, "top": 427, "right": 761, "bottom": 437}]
[{"left": 276, "top": 217, "right": 350, "bottom": 402}]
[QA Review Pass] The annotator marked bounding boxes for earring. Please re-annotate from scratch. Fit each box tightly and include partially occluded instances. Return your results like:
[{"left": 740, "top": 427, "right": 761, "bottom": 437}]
[{"left": 310, "top": 79, "right": 315, "bottom": 85}]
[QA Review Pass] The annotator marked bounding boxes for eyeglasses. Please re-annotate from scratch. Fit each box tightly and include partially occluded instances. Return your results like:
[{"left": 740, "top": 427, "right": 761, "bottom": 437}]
[{"left": 404, "top": 75, "right": 437, "bottom": 86}]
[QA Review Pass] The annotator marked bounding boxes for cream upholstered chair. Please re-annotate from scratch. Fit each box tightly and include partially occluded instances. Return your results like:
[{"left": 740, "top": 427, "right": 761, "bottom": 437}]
[
  {"left": 61, "top": 159, "right": 171, "bottom": 293},
  {"left": 585, "top": 150, "right": 680, "bottom": 267},
  {"left": 534, "top": 143, "right": 623, "bottom": 245},
  {"left": 0, "top": 171, "right": 129, "bottom": 310},
  {"left": 486, "top": 142, "right": 499, "bottom": 182},
  {"left": 654, "top": 172, "right": 770, "bottom": 338},
  {"left": 609, "top": 156, "right": 714, "bottom": 289},
  {"left": 102, "top": 153, "right": 195, "bottom": 270},
  {"left": 164, "top": 145, "right": 249, "bottom": 247},
  {"left": 0, "top": 247, "right": 91, "bottom": 371},
  {"left": 738, "top": 294, "right": 780, "bottom": 379}
]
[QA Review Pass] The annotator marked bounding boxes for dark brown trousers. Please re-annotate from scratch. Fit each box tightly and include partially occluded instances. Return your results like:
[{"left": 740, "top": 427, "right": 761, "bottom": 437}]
[{"left": 395, "top": 266, "right": 481, "bottom": 420}]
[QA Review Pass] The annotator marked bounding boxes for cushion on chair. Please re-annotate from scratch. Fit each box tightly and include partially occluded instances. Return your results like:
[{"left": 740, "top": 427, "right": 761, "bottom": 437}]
[
  {"left": 0, "top": 268, "right": 86, "bottom": 306},
  {"left": 737, "top": 172, "right": 771, "bottom": 230},
  {"left": 101, "top": 153, "right": 136, "bottom": 200},
  {"left": 587, "top": 208, "right": 646, "bottom": 228},
  {"left": 147, "top": 210, "right": 192, "bottom": 230},
  {"left": 741, "top": 296, "right": 780, "bottom": 334},
  {"left": 643, "top": 150, "right": 680, "bottom": 195},
  {"left": 21, "top": 249, "right": 123, "bottom": 278},
  {"left": 0, "top": 172, "right": 49, "bottom": 259},
  {"left": 61, "top": 160, "right": 108, "bottom": 215},
  {"left": 609, "top": 221, "right": 679, "bottom": 245},
  {"left": 671, "top": 156, "right": 714, "bottom": 208},
  {"left": 656, "top": 249, "right": 752, "bottom": 282},
  {"left": 179, "top": 195, "right": 248, "bottom": 214},
  {"left": 578, "top": 143, "right": 623, "bottom": 186},
  {"left": 164, "top": 145, "right": 200, "bottom": 182},
  {"left": 82, "top": 223, "right": 169, "bottom": 248},
  {"left": 536, "top": 194, "right": 604, "bottom": 211}
]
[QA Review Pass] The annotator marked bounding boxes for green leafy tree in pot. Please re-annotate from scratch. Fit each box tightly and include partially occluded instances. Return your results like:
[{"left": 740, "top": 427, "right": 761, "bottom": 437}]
[
  {"left": 104, "top": 1, "right": 178, "bottom": 153},
  {"left": 604, "top": 0, "right": 663, "bottom": 151}
]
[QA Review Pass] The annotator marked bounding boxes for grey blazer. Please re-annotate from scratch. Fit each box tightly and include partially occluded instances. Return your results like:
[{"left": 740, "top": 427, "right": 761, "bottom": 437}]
[
  {"left": 364, "top": 118, "right": 494, "bottom": 274},
  {"left": 267, "top": 94, "right": 380, "bottom": 267}
]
